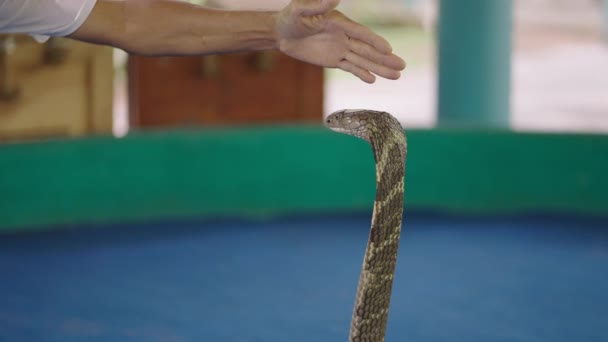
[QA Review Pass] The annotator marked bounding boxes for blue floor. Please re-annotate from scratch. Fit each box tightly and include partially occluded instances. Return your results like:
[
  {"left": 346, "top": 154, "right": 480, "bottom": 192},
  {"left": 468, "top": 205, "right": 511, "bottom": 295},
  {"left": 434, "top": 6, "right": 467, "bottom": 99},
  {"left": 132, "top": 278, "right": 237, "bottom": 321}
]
[{"left": 1, "top": 212, "right": 608, "bottom": 342}]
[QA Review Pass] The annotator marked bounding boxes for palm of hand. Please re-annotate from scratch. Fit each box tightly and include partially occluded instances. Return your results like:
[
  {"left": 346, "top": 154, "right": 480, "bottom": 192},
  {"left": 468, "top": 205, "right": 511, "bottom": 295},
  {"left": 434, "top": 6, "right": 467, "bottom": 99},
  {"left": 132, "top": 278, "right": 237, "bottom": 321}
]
[
  {"left": 275, "top": 0, "right": 406, "bottom": 84},
  {"left": 277, "top": 12, "right": 348, "bottom": 68}
]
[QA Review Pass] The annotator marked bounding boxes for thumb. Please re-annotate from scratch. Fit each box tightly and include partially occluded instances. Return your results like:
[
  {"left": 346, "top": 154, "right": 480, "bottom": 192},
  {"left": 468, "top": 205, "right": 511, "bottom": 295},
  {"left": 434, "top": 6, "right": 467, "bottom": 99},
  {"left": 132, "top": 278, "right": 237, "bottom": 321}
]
[{"left": 297, "top": 0, "right": 340, "bottom": 16}]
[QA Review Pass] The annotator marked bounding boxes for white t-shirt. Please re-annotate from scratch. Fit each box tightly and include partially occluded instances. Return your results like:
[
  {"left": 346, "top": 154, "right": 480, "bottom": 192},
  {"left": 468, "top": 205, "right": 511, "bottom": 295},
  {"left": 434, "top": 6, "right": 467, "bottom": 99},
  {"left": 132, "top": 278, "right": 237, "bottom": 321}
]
[{"left": 0, "top": 0, "right": 97, "bottom": 42}]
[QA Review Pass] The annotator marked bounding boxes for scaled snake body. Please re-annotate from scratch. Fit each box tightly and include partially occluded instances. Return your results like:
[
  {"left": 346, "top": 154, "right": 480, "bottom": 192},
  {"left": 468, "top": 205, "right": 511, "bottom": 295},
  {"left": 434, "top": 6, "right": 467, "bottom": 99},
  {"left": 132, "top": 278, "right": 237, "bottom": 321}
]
[{"left": 325, "top": 110, "right": 407, "bottom": 342}]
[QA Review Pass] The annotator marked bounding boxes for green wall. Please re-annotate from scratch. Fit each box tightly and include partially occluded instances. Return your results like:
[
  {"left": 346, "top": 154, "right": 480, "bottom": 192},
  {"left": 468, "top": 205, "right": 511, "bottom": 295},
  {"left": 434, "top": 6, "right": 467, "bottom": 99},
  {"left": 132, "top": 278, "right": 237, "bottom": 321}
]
[{"left": 1, "top": 126, "right": 608, "bottom": 232}]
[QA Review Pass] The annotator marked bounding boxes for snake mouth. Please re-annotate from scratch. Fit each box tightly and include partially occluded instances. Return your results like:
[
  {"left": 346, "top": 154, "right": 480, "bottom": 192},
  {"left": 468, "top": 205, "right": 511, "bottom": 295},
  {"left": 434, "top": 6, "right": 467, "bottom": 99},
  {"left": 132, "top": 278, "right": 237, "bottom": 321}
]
[{"left": 328, "top": 126, "right": 349, "bottom": 134}]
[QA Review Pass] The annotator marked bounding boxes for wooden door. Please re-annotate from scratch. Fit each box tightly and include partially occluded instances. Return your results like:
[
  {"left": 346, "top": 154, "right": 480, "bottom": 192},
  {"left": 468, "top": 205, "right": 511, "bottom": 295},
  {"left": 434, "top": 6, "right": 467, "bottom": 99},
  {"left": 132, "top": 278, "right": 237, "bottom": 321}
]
[{"left": 128, "top": 51, "right": 324, "bottom": 128}]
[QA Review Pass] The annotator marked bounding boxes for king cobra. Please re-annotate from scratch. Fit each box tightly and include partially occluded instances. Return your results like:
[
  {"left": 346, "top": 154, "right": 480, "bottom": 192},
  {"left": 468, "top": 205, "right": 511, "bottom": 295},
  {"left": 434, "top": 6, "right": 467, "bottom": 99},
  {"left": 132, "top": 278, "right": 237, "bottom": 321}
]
[{"left": 325, "top": 109, "right": 407, "bottom": 342}]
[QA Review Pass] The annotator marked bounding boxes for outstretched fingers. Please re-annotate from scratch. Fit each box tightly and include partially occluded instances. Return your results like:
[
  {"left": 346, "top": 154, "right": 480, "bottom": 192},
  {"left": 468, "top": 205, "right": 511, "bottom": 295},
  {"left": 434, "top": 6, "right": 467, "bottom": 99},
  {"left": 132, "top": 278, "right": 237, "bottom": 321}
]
[
  {"left": 343, "top": 37, "right": 406, "bottom": 80},
  {"left": 331, "top": 12, "right": 392, "bottom": 55},
  {"left": 348, "top": 37, "right": 406, "bottom": 72},
  {"left": 344, "top": 52, "right": 400, "bottom": 80},
  {"left": 338, "top": 59, "right": 376, "bottom": 84},
  {"left": 329, "top": 11, "right": 407, "bottom": 80},
  {"left": 286, "top": 0, "right": 406, "bottom": 82}
]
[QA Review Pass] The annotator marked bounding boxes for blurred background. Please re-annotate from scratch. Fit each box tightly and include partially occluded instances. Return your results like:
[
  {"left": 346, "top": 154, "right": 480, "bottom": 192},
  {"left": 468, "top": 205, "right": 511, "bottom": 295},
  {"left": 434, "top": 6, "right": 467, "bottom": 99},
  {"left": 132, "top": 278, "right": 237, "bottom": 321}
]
[
  {"left": 2, "top": 0, "right": 606, "bottom": 140},
  {"left": 110, "top": 0, "right": 608, "bottom": 135},
  {"left": 1, "top": 1, "right": 608, "bottom": 341}
]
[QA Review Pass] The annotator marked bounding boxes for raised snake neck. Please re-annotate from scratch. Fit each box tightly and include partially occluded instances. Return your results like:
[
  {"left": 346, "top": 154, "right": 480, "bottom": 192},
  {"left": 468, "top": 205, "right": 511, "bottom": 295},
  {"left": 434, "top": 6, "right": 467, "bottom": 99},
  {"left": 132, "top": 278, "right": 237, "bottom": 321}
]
[{"left": 325, "top": 110, "right": 407, "bottom": 342}]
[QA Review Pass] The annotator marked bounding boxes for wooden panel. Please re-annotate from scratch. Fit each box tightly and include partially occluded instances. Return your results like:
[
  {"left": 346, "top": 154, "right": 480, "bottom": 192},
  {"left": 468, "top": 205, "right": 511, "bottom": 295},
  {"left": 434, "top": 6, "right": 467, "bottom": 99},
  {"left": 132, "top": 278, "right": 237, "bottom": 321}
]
[
  {"left": 128, "top": 56, "right": 222, "bottom": 128},
  {"left": 0, "top": 62, "right": 88, "bottom": 138},
  {"left": 220, "top": 51, "right": 299, "bottom": 123},
  {"left": 128, "top": 51, "right": 324, "bottom": 128},
  {"left": 0, "top": 35, "right": 114, "bottom": 142},
  {"left": 296, "top": 60, "right": 324, "bottom": 120},
  {"left": 86, "top": 46, "right": 115, "bottom": 134}
]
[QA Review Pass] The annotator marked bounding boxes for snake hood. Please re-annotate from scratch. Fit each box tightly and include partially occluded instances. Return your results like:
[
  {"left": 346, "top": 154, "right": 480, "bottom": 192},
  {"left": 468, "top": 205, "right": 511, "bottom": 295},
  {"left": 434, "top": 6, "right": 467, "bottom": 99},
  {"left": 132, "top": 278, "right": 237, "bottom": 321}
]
[{"left": 325, "top": 109, "right": 407, "bottom": 342}]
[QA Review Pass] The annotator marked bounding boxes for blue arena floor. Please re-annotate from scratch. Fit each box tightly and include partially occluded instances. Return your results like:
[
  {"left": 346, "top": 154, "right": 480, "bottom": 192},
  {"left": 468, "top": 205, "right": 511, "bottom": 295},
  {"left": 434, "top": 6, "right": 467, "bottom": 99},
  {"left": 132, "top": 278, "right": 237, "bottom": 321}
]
[{"left": 1, "top": 212, "right": 607, "bottom": 341}]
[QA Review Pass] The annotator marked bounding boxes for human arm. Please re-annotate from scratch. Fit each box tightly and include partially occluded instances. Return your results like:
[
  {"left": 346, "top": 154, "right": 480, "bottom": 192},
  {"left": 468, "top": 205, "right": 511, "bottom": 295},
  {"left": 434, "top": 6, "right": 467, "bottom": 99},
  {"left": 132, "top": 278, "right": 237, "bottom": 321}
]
[
  {"left": 69, "top": 0, "right": 406, "bottom": 83},
  {"left": 69, "top": 0, "right": 277, "bottom": 56}
]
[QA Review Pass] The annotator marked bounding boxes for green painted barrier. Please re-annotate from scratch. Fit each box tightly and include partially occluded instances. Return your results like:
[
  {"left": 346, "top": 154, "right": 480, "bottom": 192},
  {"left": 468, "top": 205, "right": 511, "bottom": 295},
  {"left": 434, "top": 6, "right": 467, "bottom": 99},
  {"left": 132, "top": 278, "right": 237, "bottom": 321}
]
[{"left": 1, "top": 126, "right": 608, "bottom": 232}]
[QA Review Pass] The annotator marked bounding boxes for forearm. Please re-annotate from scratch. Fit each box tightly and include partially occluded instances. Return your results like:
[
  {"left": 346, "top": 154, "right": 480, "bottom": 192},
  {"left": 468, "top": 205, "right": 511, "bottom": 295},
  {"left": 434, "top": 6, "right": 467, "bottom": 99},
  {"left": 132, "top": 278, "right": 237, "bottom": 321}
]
[{"left": 69, "top": 0, "right": 279, "bottom": 56}]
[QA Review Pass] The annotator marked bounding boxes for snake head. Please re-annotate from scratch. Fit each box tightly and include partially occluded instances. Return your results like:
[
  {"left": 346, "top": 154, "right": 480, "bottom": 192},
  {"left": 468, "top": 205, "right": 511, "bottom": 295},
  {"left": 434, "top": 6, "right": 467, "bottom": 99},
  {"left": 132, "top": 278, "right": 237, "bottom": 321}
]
[{"left": 325, "top": 109, "right": 383, "bottom": 142}]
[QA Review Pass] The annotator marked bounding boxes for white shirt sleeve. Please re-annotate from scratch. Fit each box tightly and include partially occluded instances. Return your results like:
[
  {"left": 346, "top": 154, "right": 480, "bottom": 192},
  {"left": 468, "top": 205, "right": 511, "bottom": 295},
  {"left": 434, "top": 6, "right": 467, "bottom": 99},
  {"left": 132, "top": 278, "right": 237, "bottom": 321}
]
[{"left": 0, "top": 0, "right": 97, "bottom": 42}]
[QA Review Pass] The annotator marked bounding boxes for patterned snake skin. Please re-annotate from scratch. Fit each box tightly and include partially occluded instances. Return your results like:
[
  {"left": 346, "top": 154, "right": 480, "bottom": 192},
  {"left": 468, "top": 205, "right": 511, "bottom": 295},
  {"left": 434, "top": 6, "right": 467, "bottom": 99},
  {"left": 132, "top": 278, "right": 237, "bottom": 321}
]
[{"left": 325, "top": 109, "right": 407, "bottom": 342}]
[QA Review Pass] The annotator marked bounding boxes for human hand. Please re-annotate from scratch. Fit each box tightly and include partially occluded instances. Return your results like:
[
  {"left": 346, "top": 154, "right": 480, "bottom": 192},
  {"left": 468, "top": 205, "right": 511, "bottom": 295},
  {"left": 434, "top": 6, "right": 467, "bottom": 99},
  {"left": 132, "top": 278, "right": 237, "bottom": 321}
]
[{"left": 275, "top": 0, "right": 406, "bottom": 83}]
